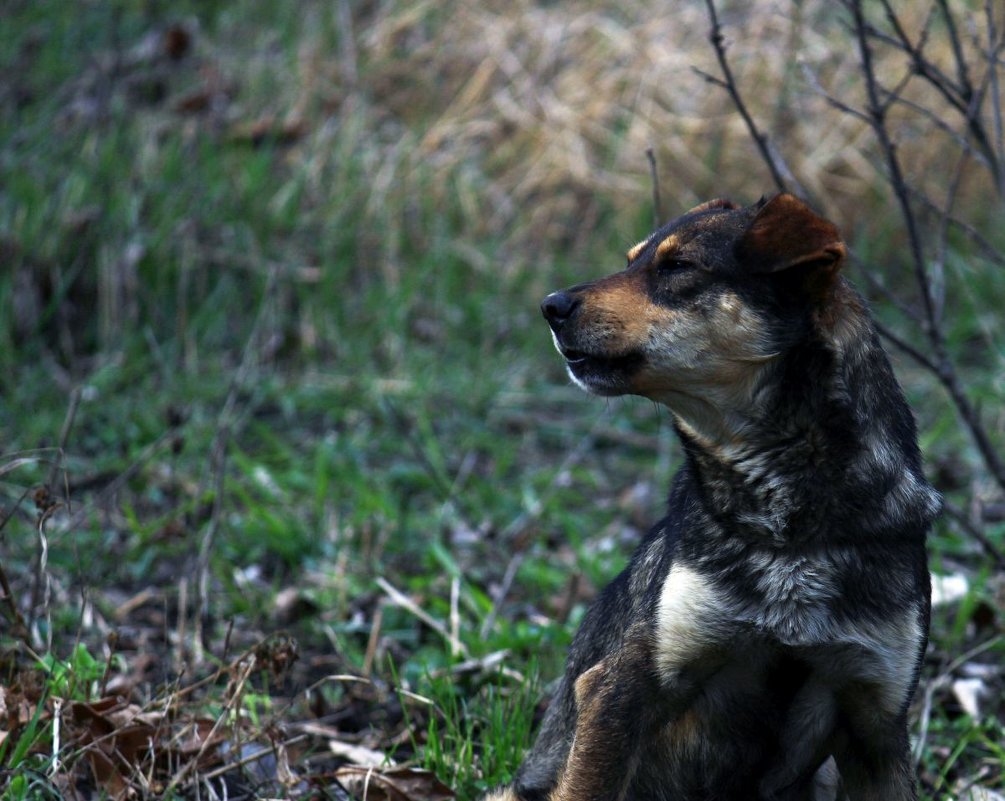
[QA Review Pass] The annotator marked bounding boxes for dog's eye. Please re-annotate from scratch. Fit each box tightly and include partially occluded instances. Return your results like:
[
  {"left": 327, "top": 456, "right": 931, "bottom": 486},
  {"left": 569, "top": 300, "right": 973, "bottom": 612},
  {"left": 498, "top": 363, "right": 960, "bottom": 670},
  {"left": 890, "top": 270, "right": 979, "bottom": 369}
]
[{"left": 658, "top": 258, "right": 693, "bottom": 273}]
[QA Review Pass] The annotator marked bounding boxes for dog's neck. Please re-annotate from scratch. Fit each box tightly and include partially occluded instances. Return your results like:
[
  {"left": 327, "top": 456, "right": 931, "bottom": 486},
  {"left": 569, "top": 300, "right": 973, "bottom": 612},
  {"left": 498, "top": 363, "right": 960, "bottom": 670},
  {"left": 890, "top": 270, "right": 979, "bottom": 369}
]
[{"left": 668, "top": 317, "right": 941, "bottom": 543}]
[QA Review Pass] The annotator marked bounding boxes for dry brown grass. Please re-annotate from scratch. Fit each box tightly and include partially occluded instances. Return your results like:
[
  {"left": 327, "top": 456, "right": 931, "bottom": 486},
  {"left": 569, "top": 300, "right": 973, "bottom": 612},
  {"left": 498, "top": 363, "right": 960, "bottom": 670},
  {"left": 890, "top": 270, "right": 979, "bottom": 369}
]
[{"left": 247, "top": 0, "right": 1002, "bottom": 258}]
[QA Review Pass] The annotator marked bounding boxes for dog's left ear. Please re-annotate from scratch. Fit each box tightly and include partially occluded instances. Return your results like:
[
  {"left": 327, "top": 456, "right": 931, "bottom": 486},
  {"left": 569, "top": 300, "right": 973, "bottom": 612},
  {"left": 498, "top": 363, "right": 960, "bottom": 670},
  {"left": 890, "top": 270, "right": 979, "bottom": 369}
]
[
  {"left": 736, "top": 193, "right": 846, "bottom": 278},
  {"left": 687, "top": 197, "right": 738, "bottom": 214}
]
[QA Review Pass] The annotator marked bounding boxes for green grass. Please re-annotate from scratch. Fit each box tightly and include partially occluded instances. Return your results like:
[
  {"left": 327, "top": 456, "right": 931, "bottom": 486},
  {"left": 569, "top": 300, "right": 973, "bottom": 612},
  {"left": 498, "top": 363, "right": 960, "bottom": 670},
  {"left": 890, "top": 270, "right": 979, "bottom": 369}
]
[{"left": 2, "top": 1, "right": 1004, "bottom": 799}]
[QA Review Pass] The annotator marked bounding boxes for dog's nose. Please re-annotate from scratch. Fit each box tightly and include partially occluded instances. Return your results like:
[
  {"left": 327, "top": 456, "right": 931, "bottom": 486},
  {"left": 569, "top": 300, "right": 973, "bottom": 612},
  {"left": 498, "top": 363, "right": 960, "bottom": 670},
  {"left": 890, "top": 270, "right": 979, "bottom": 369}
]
[{"left": 541, "top": 291, "right": 579, "bottom": 325}]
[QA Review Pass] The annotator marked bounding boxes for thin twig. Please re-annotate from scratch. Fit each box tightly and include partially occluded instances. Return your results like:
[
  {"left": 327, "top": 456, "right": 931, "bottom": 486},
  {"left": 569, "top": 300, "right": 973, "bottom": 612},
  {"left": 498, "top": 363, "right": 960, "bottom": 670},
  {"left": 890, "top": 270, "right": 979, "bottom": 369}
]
[
  {"left": 198, "top": 735, "right": 310, "bottom": 781},
  {"left": 46, "top": 387, "right": 81, "bottom": 491},
  {"left": 698, "top": 0, "right": 792, "bottom": 195},
  {"left": 986, "top": 0, "right": 1005, "bottom": 195},
  {"left": 479, "top": 552, "right": 524, "bottom": 640},
  {"left": 375, "top": 576, "right": 469, "bottom": 658},
  {"left": 910, "top": 187, "right": 1005, "bottom": 268},
  {"left": 934, "top": 0, "right": 975, "bottom": 103},
  {"left": 913, "top": 633, "right": 1005, "bottom": 765},
  {"left": 881, "top": 91, "right": 991, "bottom": 170},
  {"left": 941, "top": 501, "right": 1005, "bottom": 569},
  {"left": 851, "top": 0, "right": 938, "bottom": 335},
  {"left": 645, "top": 147, "right": 663, "bottom": 226},
  {"left": 869, "top": 0, "right": 1000, "bottom": 186},
  {"left": 449, "top": 576, "right": 461, "bottom": 659},
  {"left": 798, "top": 61, "right": 872, "bottom": 124}
]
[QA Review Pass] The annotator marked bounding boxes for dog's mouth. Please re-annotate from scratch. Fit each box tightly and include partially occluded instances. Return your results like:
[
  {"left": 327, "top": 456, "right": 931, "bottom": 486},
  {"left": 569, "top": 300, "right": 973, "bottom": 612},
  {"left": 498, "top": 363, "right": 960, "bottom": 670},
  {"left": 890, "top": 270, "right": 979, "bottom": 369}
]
[
  {"left": 559, "top": 346, "right": 590, "bottom": 365},
  {"left": 554, "top": 334, "right": 642, "bottom": 369},
  {"left": 554, "top": 338, "right": 645, "bottom": 395}
]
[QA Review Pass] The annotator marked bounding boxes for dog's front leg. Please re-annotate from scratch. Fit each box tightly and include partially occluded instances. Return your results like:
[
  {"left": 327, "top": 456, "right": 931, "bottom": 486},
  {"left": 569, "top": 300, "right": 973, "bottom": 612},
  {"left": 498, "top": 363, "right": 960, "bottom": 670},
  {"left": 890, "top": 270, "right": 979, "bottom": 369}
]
[
  {"left": 549, "top": 627, "right": 670, "bottom": 801},
  {"left": 832, "top": 707, "right": 917, "bottom": 801}
]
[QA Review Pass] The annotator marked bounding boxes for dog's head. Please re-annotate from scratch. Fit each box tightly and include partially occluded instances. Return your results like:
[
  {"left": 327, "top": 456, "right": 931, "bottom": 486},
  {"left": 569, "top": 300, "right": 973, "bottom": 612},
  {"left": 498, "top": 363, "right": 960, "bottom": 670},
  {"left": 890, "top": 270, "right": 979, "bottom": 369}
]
[{"left": 542, "top": 193, "right": 858, "bottom": 443}]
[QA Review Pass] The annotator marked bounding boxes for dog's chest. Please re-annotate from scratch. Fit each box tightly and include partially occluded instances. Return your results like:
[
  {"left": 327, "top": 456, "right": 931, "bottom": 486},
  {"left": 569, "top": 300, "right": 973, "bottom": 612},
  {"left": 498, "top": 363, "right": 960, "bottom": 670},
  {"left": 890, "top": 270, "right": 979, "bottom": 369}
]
[
  {"left": 654, "top": 550, "right": 843, "bottom": 676},
  {"left": 742, "top": 549, "right": 840, "bottom": 642}
]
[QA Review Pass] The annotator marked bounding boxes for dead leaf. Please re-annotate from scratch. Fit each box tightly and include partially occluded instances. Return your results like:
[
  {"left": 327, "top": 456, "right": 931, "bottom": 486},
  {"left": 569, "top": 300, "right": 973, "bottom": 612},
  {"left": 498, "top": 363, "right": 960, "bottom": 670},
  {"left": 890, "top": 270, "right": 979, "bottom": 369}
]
[
  {"left": 951, "top": 678, "right": 986, "bottom": 718},
  {"left": 68, "top": 698, "right": 159, "bottom": 801},
  {"left": 335, "top": 766, "right": 454, "bottom": 801},
  {"left": 274, "top": 586, "right": 320, "bottom": 625},
  {"left": 931, "top": 572, "right": 969, "bottom": 606},
  {"left": 328, "top": 738, "right": 394, "bottom": 768},
  {"left": 229, "top": 117, "right": 307, "bottom": 147}
]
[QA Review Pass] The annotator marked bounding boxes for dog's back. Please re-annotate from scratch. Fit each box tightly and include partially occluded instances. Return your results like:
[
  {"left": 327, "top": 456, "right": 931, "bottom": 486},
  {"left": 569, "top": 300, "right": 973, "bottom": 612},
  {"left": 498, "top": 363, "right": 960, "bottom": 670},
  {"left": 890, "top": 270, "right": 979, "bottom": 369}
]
[{"left": 489, "top": 194, "right": 940, "bottom": 801}]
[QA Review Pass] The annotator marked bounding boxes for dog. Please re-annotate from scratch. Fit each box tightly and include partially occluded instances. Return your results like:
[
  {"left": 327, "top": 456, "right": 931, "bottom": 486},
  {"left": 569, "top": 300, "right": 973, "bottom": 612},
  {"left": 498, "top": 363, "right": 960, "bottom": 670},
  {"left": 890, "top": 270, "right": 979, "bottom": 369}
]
[{"left": 485, "top": 194, "right": 941, "bottom": 801}]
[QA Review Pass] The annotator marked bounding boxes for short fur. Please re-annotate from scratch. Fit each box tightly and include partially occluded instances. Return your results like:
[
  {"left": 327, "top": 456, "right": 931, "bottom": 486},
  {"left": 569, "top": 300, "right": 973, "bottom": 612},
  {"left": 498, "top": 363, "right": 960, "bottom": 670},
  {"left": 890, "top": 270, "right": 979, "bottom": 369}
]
[{"left": 490, "top": 194, "right": 941, "bottom": 801}]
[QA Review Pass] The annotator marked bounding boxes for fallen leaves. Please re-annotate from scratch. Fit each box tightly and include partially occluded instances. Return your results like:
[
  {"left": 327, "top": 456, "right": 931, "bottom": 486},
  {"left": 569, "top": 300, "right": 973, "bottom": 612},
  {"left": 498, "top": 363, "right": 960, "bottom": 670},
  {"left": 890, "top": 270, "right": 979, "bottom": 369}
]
[
  {"left": 0, "top": 632, "right": 467, "bottom": 801},
  {"left": 335, "top": 766, "right": 454, "bottom": 801}
]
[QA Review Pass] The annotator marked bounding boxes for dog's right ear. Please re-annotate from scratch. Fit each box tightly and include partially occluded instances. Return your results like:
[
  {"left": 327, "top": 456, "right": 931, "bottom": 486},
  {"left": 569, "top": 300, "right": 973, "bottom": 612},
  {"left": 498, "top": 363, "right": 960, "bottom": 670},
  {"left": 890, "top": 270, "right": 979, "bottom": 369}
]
[{"left": 736, "top": 194, "right": 846, "bottom": 277}]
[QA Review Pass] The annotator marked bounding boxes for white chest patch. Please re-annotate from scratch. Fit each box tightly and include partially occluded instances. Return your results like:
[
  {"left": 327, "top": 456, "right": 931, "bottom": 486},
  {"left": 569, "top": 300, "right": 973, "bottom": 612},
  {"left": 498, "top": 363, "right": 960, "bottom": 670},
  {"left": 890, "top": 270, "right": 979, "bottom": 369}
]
[{"left": 655, "top": 564, "right": 726, "bottom": 679}]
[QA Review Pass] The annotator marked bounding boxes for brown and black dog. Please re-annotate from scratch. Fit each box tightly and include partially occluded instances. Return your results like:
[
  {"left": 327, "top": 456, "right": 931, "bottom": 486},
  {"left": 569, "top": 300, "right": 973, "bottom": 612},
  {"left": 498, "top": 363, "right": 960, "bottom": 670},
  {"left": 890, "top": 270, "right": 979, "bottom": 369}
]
[{"left": 486, "top": 194, "right": 941, "bottom": 801}]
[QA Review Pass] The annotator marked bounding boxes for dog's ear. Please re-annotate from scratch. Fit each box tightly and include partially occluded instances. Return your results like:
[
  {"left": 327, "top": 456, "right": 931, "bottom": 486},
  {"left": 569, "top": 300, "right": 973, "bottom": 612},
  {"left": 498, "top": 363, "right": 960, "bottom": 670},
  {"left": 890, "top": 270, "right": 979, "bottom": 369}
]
[
  {"left": 687, "top": 197, "right": 738, "bottom": 214},
  {"left": 736, "top": 194, "right": 846, "bottom": 277}
]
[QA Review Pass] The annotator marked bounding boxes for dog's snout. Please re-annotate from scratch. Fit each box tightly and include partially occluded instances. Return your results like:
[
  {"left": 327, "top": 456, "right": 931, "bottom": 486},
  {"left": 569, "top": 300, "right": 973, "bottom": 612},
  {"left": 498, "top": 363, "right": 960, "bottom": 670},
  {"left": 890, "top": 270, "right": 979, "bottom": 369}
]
[{"left": 541, "top": 291, "right": 579, "bottom": 326}]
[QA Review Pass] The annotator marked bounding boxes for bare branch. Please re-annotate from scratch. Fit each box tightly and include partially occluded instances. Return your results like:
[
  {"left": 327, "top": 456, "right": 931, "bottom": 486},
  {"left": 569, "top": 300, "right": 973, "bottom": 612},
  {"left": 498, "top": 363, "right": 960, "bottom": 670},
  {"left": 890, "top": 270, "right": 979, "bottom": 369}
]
[
  {"left": 852, "top": 257, "right": 927, "bottom": 327},
  {"left": 798, "top": 61, "right": 871, "bottom": 124},
  {"left": 882, "top": 91, "right": 992, "bottom": 171},
  {"left": 910, "top": 187, "right": 1005, "bottom": 268},
  {"left": 872, "top": 314, "right": 1005, "bottom": 493},
  {"left": 935, "top": 0, "right": 976, "bottom": 103},
  {"left": 872, "top": 320, "right": 941, "bottom": 375},
  {"left": 849, "top": 0, "right": 940, "bottom": 338},
  {"left": 869, "top": 0, "right": 1002, "bottom": 188},
  {"left": 986, "top": 0, "right": 1005, "bottom": 194},
  {"left": 850, "top": 1, "right": 1005, "bottom": 490},
  {"left": 699, "top": 0, "right": 793, "bottom": 196},
  {"left": 942, "top": 500, "right": 1005, "bottom": 569}
]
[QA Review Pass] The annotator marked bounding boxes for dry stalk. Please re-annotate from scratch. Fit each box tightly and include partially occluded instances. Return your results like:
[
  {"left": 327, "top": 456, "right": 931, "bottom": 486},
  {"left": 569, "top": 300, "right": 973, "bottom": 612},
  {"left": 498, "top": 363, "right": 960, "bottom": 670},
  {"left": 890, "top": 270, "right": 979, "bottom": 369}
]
[
  {"left": 194, "top": 264, "right": 279, "bottom": 662},
  {"left": 375, "top": 576, "right": 469, "bottom": 658},
  {"left": 159, "top": 655, "right": 257, "bottom": 797}
]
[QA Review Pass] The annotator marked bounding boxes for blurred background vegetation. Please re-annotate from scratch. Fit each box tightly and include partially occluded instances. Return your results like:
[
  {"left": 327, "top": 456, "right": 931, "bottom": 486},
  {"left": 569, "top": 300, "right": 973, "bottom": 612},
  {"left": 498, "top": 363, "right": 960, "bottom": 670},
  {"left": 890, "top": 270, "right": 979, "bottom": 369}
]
[{"left": 1, "top": 1, "right": 1003, "bottom": 799}]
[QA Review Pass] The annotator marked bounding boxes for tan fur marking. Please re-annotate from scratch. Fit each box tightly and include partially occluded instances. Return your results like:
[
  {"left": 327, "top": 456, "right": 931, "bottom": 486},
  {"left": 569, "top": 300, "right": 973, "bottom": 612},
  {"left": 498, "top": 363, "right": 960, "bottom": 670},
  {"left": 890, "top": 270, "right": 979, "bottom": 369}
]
[
  {"left": 686, "top": 197, "right": 737, "bottom": 214},
  {"left": 626, "top": 239, "right": 648, "bottom": 263},
  {"left": 551, "top": 649, "right": 650, "bottom": 801},
  {"left": 662, "top": 707, "right": 703, "bottom": 750},
  {"left": 573, "top": 661, "right": 606, "bottom": 706},
  {"left": 654, "top": 234, "right": 681, "bottom": 260},
  {"left": 578, "top": 280, "right": 653, "bottom": 349}
]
